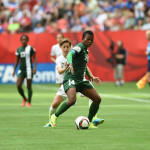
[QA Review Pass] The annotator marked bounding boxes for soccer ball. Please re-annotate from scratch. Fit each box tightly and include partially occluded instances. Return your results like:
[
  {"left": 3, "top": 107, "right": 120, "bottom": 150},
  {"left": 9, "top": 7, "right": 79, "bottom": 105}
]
[{"left": 75, "top": 116, "right": 90, "bottom": 129}]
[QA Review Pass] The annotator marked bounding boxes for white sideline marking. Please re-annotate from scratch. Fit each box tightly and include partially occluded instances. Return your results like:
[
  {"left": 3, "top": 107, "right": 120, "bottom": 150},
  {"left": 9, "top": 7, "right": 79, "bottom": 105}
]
[
  {"left": 100, "top": 93, "right": 150, "bottom": 103},
  {"left": 130, "top": 93, "right": 150, "bottom": 96},
  {"left": 34, "top": 84, "right": 58, "bottom": 91}
]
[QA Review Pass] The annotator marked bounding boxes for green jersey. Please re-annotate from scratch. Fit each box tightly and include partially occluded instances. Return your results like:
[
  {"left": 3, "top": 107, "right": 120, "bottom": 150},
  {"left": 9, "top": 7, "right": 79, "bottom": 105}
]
[
  {"left": 64, "top": 42, "right": 89, "bottom": 82},
  {"left": 15, "top": 45, "right": 35, "bottom": 78}
]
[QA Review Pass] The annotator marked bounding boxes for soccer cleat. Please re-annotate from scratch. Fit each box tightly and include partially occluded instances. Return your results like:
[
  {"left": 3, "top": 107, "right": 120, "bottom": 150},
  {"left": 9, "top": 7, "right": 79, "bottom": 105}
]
[
  {"left": 44, "top": 123, "right": 51, "bottom": 127},
  {"left": 26, "top": 102, "right": 31, "bottom": 107},
  {"left": 21, "top": 99, "right": 27, "bottom": 107},
  {"left": 89, "top": 123, "right": 98, "bottom": 129},
  {"left": 50, "top": 114, "right": 58, "bottom": 128},
  {"left": 93, "top": 118, "right": 104, "bottom": 126}
]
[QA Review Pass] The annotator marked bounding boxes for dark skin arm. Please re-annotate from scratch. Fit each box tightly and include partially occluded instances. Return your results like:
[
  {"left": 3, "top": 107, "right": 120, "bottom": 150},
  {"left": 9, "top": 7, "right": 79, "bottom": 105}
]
[
  {"left": 32, "top": 53, "right": 37, "bottom": 74},
  {"left": 86, "top": 66, "right": 101, "bottom": 85},
  {"left": 12, "top": 56, "right": 20, "bottom": 77}
]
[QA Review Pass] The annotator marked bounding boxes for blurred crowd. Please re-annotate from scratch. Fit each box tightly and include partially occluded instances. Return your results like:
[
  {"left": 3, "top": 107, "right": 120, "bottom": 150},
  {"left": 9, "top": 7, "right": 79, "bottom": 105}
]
[{"left": 0, "top": 0, "right": 150, "bottom": 34}]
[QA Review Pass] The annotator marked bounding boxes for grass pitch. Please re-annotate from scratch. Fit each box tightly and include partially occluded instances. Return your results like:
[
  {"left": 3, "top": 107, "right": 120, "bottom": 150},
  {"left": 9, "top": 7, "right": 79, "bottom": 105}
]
[{"left": 0, "top": 82, "right": 150, "bottom": 150}]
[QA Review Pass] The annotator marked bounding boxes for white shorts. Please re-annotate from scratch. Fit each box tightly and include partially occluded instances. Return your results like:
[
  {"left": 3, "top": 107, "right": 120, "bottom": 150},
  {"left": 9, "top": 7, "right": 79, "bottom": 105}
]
[
  {"left": 56, "top": 84, "right": 67, "bottom": 100},
  {"left": 56, "top": 85, "right": 86, "bottom": 100}
]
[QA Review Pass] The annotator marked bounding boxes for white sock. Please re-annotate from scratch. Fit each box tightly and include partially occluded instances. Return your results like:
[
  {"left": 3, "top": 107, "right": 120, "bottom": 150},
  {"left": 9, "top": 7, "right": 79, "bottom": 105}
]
[{"left": 49, "top": 105, "right": 56, "bottom": 115}]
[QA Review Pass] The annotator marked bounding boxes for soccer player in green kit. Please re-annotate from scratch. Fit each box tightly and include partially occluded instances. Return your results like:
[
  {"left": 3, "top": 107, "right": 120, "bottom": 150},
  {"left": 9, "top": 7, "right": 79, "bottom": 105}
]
[
  {"left": 12, "top": 35, "right": 37, "bottom": 107},
  {"left": 50, "top": 30, "right": 103, "bottom": 128}
]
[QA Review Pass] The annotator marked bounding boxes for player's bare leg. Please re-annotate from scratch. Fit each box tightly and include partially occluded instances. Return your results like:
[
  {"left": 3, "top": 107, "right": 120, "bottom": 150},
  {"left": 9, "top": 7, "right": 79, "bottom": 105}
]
[{"left": 50, "top": 95, "right": 64, "bottom": 121}]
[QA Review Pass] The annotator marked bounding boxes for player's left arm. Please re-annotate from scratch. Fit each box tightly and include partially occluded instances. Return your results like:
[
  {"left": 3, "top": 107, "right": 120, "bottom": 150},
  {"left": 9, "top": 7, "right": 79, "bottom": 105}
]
[
  {"left": 86, "top": 66, "right": 101, "bottom": 85},
  {"left": 67, "top": 49, "right": 76, "bottom": 74},
  {"left": 32, "top": 49, "right": 37, "bottom": 74}
]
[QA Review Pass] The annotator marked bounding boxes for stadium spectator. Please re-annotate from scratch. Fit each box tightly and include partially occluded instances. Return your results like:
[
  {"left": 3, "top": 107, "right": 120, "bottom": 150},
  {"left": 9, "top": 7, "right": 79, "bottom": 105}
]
[
  {"left": 0, "top": 0, "right": 4, "bottom": 12},
  {"left": 123, "top": 10, "right": 135, "bottom": 29},
  {"left": 19, "top": 11, "right": 31, "bottom": 32},
  {"left": 8, "top": 19, "right": 20, "bottom": 33},
  {"left": 57, "top": 14, "right": 68, "bottom": 33},
  {"left": 1, "top": 0, "right": 150, "bottom": 33},
  {"left": 33, "top": 22, "right": 44, "bottom": 33},
  {"left": 71, "top": 17, "right": 83, "bottom": 32},
  {"left": 134, "top": 18, "right": 143, "bottom": 30},
  {"left": 142, "top": 16, "right": 150, "bottom": 30},
  {"left": 73, "top": 0, "right": 86, "bottom": 17},
  {"left": 6, "top": 0, "right": 19, "bottom": 13},
  {"left": 134, "top": 0, "right": 145, "bottom": 23},
  {"left": 114, "top": 40, "right": 127, "bottom": 86}
]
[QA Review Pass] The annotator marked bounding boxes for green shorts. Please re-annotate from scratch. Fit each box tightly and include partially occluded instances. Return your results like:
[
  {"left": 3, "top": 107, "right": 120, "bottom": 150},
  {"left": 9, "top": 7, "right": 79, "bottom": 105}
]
[
  {"left": 63, "top": 78, "right": 94, "bottom": 93},
  {"left": 17, "top": 69, "right": 33, "bottom": 79}
]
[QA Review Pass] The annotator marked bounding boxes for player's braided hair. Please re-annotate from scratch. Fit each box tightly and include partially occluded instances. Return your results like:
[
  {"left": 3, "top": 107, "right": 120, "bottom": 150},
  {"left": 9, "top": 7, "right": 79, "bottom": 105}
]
[
  {"left": 20, "top": 35, "right": 29, "bottom": 41},
  {"left": 82, "top": 30, "right": 94, "bottom": 39}
]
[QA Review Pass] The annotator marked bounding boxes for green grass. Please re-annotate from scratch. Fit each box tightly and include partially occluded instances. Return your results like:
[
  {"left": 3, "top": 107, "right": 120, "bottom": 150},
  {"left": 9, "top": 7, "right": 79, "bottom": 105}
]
[{"left": 0, "top": 82, "right": 150, "bottom": 150}]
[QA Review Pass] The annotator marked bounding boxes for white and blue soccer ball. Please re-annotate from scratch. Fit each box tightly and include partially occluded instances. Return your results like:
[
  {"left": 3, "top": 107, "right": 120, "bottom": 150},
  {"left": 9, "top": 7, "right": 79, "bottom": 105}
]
[{"left": 75, "top": 116, "right": 90, "bottom": 129}]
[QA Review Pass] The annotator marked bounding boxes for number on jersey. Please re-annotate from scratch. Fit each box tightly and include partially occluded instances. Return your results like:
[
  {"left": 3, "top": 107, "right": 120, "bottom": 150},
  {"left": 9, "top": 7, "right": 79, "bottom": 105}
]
[{"left": 69, "top": 80, "right": 75, "bottom": 86}]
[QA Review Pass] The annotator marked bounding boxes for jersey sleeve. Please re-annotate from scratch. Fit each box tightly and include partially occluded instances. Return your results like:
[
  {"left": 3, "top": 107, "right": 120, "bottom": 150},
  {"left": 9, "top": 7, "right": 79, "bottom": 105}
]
[
  {"left": 51, "top": 45, "right": 55, "bottom": 56},
  {"left": 31, "top": 47, "right": 36, "bottom": 55},
  {"left": 15, "top": 48, "right": 20, "bottom": 56},
  {"left": 56, "top": 57, "right": 61, "bottom": 67},
  {"left": 72, "top": 45, "right": 82, "bottom": 54}
]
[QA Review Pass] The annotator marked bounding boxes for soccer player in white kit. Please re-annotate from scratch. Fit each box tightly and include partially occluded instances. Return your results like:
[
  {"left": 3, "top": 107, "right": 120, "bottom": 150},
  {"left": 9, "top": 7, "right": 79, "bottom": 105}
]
[
  {"left": 51, "top": 33, "right": 64, "bottom": 85},
  {"left": 50, "top": 33, "right": 64, "bottom": 63},
  {"left": 44, "top": 38, "right": 104, "bottom": 127}
]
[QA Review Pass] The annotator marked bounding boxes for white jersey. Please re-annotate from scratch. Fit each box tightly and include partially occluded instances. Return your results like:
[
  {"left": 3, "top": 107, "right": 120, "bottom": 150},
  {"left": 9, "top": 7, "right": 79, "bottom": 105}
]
[
  {"left": 50, "top": 43, "right": 62, "bottom": 58},
  {"left": 55, "top": 55, "right": 67, "bottom": 84}
]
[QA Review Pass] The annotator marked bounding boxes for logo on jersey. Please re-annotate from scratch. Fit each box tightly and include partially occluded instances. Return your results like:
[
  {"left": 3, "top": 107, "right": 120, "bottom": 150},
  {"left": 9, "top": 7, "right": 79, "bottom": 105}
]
[
  {"left": 61, "top": 63, "right": 65, "bottom": 68},
  {"left": 73, "top": 46, "right": 81, "bottom": 53},
  {"left": 20, "top": 52, "right": 25, "bottom": 58}
]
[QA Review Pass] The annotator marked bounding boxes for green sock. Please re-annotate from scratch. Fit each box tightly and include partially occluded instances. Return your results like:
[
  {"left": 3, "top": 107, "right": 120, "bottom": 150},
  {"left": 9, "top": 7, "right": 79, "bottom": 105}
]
[
  {"left": 88, "top": 102, "right": 99, "bottom": 122},
  {"left": 18, "top": 87, "right": 26, "bottom": 100},
  {"left": 55, "top": 102, "right": 71, "bottom": 117},
  {"left": 28, "top": 89, "right": 33, "bottom": 103},
  {"left": 89, "top": 99, "right": 98, "bottom": 118}
]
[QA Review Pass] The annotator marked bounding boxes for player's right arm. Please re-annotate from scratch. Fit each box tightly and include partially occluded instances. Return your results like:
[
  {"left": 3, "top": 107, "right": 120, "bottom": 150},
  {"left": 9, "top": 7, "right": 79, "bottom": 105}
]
[
  {"left": 51, "top": 45, "right": 56, "bottom": 63},
  {"left": 56, "top": 58, "right": 68, "bottom": 74},
  {"left": 12, "top": 55, "right": 19, "bottom": 77}
]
